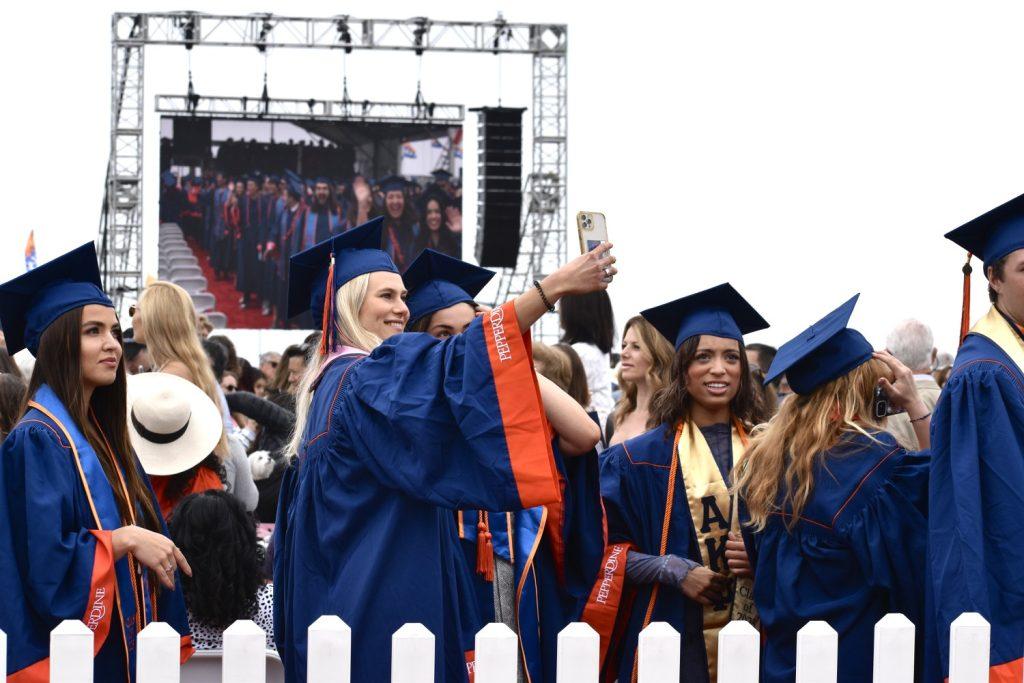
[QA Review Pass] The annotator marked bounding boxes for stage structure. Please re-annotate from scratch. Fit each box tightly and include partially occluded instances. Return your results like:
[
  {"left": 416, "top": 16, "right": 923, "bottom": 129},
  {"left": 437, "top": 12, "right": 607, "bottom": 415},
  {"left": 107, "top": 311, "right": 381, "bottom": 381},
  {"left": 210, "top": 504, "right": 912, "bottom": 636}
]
[{"left": 102, "top": 12, "right": 568, "bottom": 338}]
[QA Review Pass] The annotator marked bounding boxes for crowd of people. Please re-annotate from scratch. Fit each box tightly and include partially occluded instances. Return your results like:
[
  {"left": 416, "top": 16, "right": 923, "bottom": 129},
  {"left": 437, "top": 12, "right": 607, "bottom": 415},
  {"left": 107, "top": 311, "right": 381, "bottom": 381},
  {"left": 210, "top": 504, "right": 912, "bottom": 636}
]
[
  {"left": 0, "top": 187, "right": 1021, "bottom": 683},
  {"left": 160, "top": 166, "right": 462, "bottom": 326}
]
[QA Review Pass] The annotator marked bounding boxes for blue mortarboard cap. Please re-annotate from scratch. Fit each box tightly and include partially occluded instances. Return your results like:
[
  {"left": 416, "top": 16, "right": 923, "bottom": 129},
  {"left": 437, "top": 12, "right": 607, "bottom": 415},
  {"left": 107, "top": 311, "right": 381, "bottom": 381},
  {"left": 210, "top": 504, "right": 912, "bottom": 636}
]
[
  {"left": 286, "top": 177, "right": 304, "bottom": 198},
  {"left": 403, "top": 250, "right": 495, "bottom": 325},
  {"left": 764, "top": 294, "right": 874, "bottom": 395},
  {"left": 314, "top": 176, "right": 331, "bottom": 186},
  {"left": 286, "top": 217, "right": 398, "bottom": 320},
  {"left": 269, "top": 174, "right": 281, "bottom": 183},
  {"left": 431, "top": 169, "right": 453, "bottom": 180},
  {"left": 945, "top": 192, "right": 1024, "bottom": 269},
  {"left": 161, "top": 171, "right": 176, "bottom": 187},
  {"left": 641, "top": 283, "right": 768, "bottom": 350},
  {"left": 380, "top": 175, "right": 408, "bottom": 193},
  {"left": 0, "top": 242, "right": 113, "bottom": 355}
]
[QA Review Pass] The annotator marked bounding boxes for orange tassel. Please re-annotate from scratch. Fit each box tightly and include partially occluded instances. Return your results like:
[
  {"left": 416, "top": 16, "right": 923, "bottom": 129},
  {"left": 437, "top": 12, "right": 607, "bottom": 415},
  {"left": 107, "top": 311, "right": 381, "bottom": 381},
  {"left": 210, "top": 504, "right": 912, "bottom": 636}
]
[
  {"left": 476, "top": 511, "right": 495, "bottom": 582},
  {"left": 959, "top": 252, "right": 973, "bottom": 346},
  {"left": 319, "top": 254, "right": 335, "bottom": 357}
]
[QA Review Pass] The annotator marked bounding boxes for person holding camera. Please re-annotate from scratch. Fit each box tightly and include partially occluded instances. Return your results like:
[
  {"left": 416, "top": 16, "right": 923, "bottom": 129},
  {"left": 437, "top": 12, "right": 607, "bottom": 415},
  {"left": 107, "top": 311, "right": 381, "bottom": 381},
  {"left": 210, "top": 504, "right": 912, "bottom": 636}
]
[{"left": 733, "top": 295, "right": 930, "bottom": 683}]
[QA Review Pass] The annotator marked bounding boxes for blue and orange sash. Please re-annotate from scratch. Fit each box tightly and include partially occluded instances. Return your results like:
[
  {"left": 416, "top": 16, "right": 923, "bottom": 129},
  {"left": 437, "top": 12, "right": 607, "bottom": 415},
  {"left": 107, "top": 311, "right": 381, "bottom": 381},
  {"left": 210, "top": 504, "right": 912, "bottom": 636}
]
[{"left": 28, "top": 385, "right": 154, "bottom": 678}]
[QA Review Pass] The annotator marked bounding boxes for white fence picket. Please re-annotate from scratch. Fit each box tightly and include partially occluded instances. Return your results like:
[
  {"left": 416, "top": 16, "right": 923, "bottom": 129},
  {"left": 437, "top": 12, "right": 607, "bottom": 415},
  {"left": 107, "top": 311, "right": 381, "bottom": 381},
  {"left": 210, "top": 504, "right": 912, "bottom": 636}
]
[
  {"left": 872, "top": 613, "right": 915, "bottom": 683},
  {"left": 391, "top": 623, "right": 434, "bottom": 683},
  {"left": 637, "top": 622, "right": 680, "bottom": 682},
  {"left": 223, "top": 619, "right": 267, "bottom": 683},
  {"left": 137, "top": 622, "right": 181, "bottom": 683},
  {"left": 50, "top": 620, "right": 93, "bottom": 683},
  {"left": 795, "top": 621, "right": 838, "bottom": 683},
  {"left": 475, "top": 623, "right": 518, "bottom": 683},
  {"left": 948, "top": 613, "right": 990, "bottom": 683},
  {"left": 557, "top": 622, "right": 599, "bottom": 683},
  {"left": 307, "top": 615, "right": 351, "bottom": 683},
  {"left": 718, "top": 620, "right": 760, "bottom": 683}
]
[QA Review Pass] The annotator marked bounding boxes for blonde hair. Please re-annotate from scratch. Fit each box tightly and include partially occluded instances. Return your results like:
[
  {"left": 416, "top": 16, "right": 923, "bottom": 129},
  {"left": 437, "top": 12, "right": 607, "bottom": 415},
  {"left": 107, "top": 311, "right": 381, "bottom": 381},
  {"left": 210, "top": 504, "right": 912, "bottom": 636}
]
[
  {"left": 613, "top": 316, "right": 674, "bottom": 429},
  {"left": 138, "top": 281, "right": 228, "bottom": 457},
  {"left": 733, "top": 359, "right": 890, "bottom": 531},
  {"left": 533, "top": 342, "right": 572, "bottom": 393},
  {"left": 285, "top": 274, "right": 380, "bottom": 460}
]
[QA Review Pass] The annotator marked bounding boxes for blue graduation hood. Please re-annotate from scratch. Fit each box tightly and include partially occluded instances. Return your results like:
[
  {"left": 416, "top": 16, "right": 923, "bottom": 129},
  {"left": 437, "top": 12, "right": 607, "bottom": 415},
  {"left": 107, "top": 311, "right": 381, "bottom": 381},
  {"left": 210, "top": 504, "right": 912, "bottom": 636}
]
[
  {"left": 403, "top": 250, "right": 494, "bottom": 326},
  {"left": 640, "top": 283, "right": 768, "bottom": 350},
  {"left": 764, "top": 294, "right": 874, "bottom": 395},
  {"left": 286, "top": 216, "right": 398, "bottom": 321},
  {"left": 0, "top": 242, "right": 113, "bottom": 355}
]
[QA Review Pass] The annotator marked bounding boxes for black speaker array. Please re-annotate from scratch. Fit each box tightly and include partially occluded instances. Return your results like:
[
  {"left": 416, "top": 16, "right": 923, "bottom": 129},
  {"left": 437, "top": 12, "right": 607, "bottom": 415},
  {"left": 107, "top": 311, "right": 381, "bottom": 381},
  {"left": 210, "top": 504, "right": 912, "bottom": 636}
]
[{"left": 472, "top": 107, "right": 526, "bottom": 268}]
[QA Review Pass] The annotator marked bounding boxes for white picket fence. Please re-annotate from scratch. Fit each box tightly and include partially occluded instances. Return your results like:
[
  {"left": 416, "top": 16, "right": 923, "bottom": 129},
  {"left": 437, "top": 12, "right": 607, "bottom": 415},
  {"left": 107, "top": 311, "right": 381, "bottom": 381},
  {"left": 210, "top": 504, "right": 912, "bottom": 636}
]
[{"left": 0, "top": 612, "right": 998, "bottom": 682}]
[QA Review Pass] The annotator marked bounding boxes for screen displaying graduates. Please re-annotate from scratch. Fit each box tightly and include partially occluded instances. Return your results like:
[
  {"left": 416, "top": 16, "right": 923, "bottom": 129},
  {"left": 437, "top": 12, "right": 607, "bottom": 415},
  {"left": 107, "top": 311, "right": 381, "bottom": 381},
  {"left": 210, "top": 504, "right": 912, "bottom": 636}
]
[{"left": 158, "top": 116, "right": 463, "bottom": 329}]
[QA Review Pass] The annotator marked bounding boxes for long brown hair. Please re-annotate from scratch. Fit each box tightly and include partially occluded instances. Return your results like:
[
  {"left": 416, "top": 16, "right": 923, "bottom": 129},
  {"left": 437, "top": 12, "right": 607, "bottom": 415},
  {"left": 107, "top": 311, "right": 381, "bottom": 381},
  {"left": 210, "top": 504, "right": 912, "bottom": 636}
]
[
  {"left": 24, "top": 307, "right": 161, "bottom": 532},
  {"left": 733, "top": 359, "right": 890, "bottom": 531},
  {"left": 648, "top": 335, "right": 769, "bottom": 430},
  {"left": 613, "top": 316, "right": 674, "bottom": 429}
]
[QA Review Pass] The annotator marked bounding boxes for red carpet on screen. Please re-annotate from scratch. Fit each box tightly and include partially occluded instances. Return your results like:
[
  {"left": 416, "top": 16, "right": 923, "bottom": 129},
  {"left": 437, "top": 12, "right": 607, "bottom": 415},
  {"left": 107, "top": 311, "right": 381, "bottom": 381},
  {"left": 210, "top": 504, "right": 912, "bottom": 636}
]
[{"left": 185, "top": 237, "right": 274, "bottom": 329}]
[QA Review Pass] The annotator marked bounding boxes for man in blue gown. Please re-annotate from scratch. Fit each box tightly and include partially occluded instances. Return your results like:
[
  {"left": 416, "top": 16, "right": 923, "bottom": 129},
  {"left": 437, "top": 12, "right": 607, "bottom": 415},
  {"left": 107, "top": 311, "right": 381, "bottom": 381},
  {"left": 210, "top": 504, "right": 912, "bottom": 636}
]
[{"left": 929, "top": 193, "right": 1024, "bottom": 682}]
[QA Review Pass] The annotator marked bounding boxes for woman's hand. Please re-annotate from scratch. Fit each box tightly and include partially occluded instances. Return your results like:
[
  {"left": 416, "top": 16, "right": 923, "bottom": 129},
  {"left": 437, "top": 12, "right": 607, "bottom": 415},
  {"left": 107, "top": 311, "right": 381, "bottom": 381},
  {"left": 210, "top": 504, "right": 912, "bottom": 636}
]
[
  {"left": 542, "top": 242, "right": 617, "bottom": 299},
  {"left": 873, "top": 350, "right": 927, "bottom": 417},
  {"left": 111, "top": 525, "right": 192, "bottom": 589},
  {"left": 725, "top": 531, "right": 753, "bottom": 578},
  {"left": 679, "top": 566, "right": 729, "bottom": 606}
]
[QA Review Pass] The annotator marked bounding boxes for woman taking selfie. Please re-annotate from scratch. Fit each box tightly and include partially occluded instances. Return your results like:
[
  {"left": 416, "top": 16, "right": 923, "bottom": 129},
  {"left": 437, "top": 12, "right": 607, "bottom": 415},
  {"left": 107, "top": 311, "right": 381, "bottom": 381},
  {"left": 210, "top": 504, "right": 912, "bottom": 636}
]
[
  {"left": 606, "top": 315, "right": 675, "bottom": 446},
  {"left": 403, "top": 249, "right": 605, "bottom": 683},
  {"left": 733, "top": 295, "right": 930, "bottom": 683},
  {"left": 0, "top": 243, "right": 192, "bottom": 681},
  {"left": 275, "top": 219, "right": 615, "bottom": 683},
  {"left": 584, "top": 283, "right": 770, "bottom": 683}
]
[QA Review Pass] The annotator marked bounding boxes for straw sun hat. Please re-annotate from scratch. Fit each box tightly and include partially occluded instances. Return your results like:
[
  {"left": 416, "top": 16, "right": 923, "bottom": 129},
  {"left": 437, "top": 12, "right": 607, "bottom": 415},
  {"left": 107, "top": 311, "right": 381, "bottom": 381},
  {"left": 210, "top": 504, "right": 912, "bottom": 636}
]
[{"left": 127, "top": 372, "right": 222, "bottom": 476}]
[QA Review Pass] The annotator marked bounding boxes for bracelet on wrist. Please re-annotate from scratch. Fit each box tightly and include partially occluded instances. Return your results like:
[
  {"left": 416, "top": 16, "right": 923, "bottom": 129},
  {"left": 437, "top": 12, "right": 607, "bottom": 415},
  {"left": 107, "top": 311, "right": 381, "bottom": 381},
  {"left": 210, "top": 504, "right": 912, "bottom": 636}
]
[
  {"left": 533, "top": 280, "right": 556, "bottom": 313},
  {"left": 909, "top": 411, "right": 931, "bottom": 423}
]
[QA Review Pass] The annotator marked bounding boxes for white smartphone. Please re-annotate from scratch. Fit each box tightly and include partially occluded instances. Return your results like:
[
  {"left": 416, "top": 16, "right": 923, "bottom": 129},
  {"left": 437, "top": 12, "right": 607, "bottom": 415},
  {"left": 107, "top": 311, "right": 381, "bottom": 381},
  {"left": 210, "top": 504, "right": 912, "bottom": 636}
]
[{"left": 576, "top": 211, "right": 609, "bottom": 254}]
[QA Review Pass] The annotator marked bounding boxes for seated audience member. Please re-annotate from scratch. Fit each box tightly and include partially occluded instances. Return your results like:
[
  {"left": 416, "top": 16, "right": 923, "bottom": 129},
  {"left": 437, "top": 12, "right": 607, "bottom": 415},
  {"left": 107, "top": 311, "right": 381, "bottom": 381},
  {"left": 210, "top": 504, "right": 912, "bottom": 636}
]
[
  {"left": 169, "top": 490, "right": 275, "bottom": 650},
  {"left": 225, "top": 387, "right": 295, "bottom": 522},
  {"left": 129, "top": 372, "right": 226, "bottom": 519},
  {"left": 559, "top": 291, "right": 616, "bottom": 427},
  {"left": 745, "top": 342, "right": 777, "bottom": 374},
  {"left": 123, "top": 334, "right": 151, "bottom": 374},
  {"left": 265, "top": 343, "right": 308, "bottom": 412},
  {"left": 196, "top": 314, "right": 214, "bottom": 339},
  {"left": 885, "top": 318, "right": 942, "bottom": 448},
  {"left": 735, "top": 296, "right": 930, "bottom": 683},
  {"left": 932, "top": 350, "right": 954, "bottom": 388},
  {"left": 208, "top": 334, "right": 241, "bottom": 376},
  {"left": 259, "top": 351, "right": 281, "bottom": 382},
  {"left": 221, "top": 370, "right": 239, "bottom": 394},
  {"left": 607, "top": 315, "right": 674, "bottom": 446},
  {"left": 0, "top": 373, "right": 26, "bottom": 442}
]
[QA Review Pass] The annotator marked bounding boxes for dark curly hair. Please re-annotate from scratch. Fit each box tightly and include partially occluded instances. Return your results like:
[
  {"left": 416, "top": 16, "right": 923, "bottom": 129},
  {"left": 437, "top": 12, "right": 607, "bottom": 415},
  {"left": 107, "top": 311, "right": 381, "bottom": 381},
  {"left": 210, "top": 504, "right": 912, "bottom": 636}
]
[{"left": 169, "top": 490, "right": 261, "bottom": 628}]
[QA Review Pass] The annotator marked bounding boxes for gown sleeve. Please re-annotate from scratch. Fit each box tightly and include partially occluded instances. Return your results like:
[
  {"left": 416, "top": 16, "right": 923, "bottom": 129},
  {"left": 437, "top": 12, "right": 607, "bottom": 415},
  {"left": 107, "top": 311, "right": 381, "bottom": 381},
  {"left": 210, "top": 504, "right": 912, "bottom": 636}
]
[
  {"left": 0, "top": 425, "right": 118, "bottom": 675},
  {"left": 339, "top": 302, "right": 561, "bottom": 511},
  {"left": 835, "top": 449, "right": 929, "bottom": 622},
  {"left": 927, "top": 365, "right": 1024, "bottom": 678}
]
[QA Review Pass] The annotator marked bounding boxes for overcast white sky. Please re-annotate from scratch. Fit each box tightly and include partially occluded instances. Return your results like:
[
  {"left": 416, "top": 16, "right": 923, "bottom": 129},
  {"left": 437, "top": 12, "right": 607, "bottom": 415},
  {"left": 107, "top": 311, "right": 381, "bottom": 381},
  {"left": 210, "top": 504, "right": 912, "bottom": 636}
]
[{"left": 4, "top": 0, "right": 1024, "bottom": 355}]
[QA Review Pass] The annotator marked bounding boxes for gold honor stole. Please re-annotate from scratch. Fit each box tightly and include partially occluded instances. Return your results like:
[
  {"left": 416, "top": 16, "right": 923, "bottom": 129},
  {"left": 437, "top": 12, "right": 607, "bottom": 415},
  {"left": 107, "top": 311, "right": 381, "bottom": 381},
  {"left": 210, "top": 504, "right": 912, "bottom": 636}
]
[
  {"left": 971, "top": 305, "right": 1024, "bottom": 373},
  {"left": 676, "top": 418, "right": 759, "bottom": 681}
]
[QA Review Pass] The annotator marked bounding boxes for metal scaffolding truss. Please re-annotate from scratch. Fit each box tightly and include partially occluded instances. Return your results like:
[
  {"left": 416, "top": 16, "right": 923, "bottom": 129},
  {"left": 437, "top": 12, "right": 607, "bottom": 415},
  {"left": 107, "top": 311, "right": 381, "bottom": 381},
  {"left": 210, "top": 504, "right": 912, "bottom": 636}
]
[
  {"left": 155, "top": 95, "right": 464, "bottom": 126},
  {"left": 103, "top": 12, "right": 568, "bottom": 337}
]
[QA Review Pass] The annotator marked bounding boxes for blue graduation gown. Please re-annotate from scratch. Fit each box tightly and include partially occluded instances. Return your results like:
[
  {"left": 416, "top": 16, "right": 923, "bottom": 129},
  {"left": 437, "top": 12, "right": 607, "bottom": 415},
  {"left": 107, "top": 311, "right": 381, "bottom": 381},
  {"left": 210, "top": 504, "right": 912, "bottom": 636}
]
[
  {"left": 457, "top": 444, "right": 604, "bottom": 683},
  {"left": 750, "top": 431, "right": 928, "bottom": 683},
  {"left": 274, "top": 303, "right": 562, "bottom": 683},
  {"left": 237, "top": 194, "right": 265, "bottom": 296},
  {"left": 926, "top": 307, "right": 1024, "bottom": 682},
  {"left": 592, "top": 423, "right": 713, "bottom": 683},
  {"left": 0, "top": 386, "right": 192, "bottom": 682}
]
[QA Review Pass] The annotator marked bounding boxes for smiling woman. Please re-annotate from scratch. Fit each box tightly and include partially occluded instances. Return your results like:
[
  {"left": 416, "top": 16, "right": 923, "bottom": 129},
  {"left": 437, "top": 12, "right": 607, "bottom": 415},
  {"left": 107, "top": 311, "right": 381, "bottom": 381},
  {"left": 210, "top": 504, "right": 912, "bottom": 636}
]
[{"left": 582, "top": 283, "right": 769, "bottom": 683}]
